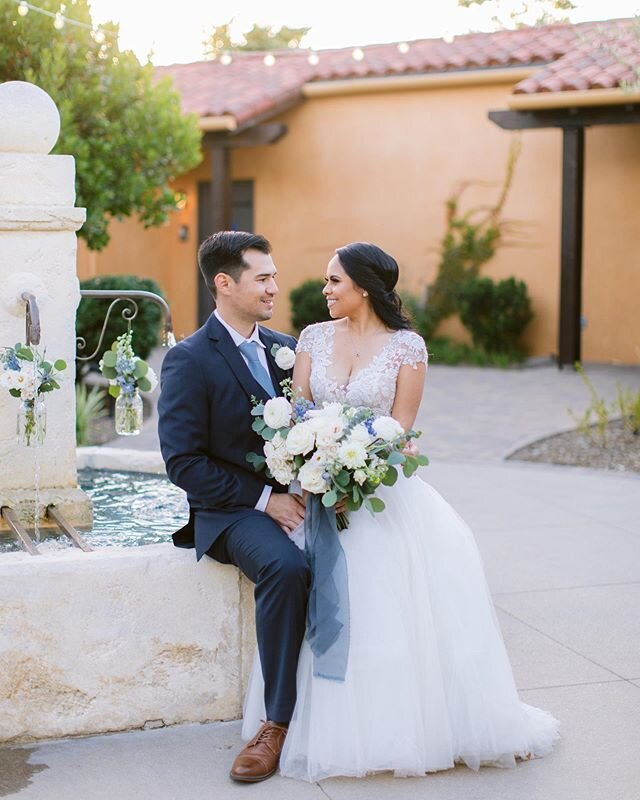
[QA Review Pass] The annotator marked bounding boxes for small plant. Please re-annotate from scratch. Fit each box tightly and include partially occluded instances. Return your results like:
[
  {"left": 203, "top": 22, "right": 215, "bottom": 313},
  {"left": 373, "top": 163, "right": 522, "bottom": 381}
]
[
  {"left": 614, "top": 383, "right": 640, "bottom": 436},
  {"left": 568, "top": 363, "right": 612, "bottom": 446},
  {"left": 76, "top": 384, "right": 109, "bottom": 446},
  {"left": 457, "top": 275, "right": 533, "bottom": 357},
  {"left": 289, "top": 279, "right": 331, "bottom": 334}
]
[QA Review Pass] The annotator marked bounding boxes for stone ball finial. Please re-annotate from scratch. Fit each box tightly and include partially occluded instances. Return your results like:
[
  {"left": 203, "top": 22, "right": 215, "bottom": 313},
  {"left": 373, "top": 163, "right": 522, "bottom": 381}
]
[{"left": 0, "top": 80, "right": 61, "bottom": 154}]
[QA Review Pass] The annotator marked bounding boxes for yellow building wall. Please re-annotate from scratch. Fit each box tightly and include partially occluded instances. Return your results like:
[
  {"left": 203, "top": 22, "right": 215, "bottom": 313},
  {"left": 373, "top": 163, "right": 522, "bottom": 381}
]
[{"left": 77, "top": 80, "right": 640, "bottom": 364}]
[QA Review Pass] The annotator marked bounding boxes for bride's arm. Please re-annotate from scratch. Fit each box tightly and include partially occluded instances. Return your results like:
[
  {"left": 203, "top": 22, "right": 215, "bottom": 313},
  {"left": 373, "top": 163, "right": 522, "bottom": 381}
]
[
  {"left": 292, "top": 351, "right": 313, "bottom": 402},
  {"left": 391, "top": 361, "right": 427, "bottom": 433}
]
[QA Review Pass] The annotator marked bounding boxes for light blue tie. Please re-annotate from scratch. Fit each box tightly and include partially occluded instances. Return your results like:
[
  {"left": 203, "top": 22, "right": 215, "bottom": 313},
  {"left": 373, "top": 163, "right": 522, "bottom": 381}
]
[{"left": 238, "top": 340, "right": 276, "bottom": 397}]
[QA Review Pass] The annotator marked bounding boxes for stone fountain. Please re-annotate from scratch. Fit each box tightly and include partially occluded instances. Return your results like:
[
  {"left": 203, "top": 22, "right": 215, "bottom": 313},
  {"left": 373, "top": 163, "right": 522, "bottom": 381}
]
[{"left": 0, "top": 80, "right": 92, "bottom": 531}]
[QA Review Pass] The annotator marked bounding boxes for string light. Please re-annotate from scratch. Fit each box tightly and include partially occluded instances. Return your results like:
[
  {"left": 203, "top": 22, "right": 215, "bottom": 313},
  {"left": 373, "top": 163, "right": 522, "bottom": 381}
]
[
  {"left": 220, "top": 53, "right": 233, "bottom": 66},
  {"left": 397, "top": 42, "right": 410, "bottom": 54},
  {"left": 263, "top": 53, "right": 276, "bottom": 66},
  {"left": 10, "top": 0, "right": 117, "bottom": 39},
  {"left": 352, "top": 47, "right": 364, "bottom": 61},
  {"left": 308, "top": 52, "right": 319, "bottom": 65}
]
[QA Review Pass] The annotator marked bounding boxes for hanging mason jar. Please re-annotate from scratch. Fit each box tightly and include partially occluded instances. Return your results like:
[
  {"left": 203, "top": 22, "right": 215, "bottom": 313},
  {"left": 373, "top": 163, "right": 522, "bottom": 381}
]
[
  {"left": 17, "top": 396, "right": 46, "bottom": 447},
  {"left": 115, "top": 388, "right": 143, "bottom": 435}
]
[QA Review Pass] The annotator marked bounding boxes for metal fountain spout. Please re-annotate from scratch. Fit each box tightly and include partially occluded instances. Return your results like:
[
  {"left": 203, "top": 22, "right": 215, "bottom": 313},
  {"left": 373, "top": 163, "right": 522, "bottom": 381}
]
[{"left": 21, "top": 291, "right": 41, "bottom": 346}]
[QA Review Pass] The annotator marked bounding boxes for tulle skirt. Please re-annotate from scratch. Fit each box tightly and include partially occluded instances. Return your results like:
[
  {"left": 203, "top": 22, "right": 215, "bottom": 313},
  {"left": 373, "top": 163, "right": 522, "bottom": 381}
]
[{"left": 242, "top": 474, "right": 560, "bottom": 781}]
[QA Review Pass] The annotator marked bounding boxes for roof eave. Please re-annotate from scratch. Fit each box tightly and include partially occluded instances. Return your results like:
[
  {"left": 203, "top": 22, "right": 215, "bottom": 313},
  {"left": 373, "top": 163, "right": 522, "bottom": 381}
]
[{"left": 508, "top": 87, "right": 640, "bottom": 110}]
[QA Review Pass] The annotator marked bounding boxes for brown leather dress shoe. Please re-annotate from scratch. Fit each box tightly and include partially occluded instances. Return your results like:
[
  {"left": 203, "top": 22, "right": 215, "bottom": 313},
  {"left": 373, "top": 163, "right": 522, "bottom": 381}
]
[{"left": 229, "top": 720, "right": 288, "bottom": 783}]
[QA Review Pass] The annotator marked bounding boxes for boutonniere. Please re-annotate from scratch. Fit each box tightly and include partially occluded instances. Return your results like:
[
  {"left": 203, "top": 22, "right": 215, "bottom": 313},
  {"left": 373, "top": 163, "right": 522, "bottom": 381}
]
[{"left": 271, "top": 343, "right": 296, "bottom": 371}]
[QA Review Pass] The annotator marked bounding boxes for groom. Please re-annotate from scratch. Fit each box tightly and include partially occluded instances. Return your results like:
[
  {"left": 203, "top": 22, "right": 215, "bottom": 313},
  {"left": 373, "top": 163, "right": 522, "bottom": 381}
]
[{"left": 158, "top": 231, "right": 309, "bottom": 783}]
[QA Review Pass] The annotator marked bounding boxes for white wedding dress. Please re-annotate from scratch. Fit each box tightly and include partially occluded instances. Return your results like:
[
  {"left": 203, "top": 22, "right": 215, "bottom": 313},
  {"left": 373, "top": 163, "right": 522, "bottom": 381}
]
[{"left": 242, "top": 321, "right": 560, "bottom": 780}]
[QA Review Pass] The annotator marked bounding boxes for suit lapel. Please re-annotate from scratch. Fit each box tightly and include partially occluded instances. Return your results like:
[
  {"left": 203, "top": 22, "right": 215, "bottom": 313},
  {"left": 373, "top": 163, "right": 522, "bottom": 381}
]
[
  {"left": 259, "top": 327, "right": 287, "bottom": 397},
  {"left": 206, "top": 314, "right": 271, "bottom": 402}
]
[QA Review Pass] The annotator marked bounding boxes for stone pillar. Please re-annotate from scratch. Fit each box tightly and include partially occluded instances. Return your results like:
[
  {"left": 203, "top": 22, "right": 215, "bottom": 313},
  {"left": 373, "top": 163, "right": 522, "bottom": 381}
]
[{"left": 0, "top": 81, "right": 91, "bottom": 528}]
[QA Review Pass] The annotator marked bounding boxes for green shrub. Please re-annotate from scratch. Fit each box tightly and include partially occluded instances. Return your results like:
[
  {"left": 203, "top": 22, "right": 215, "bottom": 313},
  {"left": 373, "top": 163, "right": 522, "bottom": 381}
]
[
  {"left": 457, "top": 276, "right": 533, "bottom": 356},
  {"left": 289, "top": 279, "right": 331, "bottom": 334},
  {"left": 76, "top": 275, "right": 165, "bottom": 364},
  {"left": 426, "top": 336, "right": 521, "bottom": 368},
  {"left": 76, "top": 383, "right": 109, "bottom": 445}
]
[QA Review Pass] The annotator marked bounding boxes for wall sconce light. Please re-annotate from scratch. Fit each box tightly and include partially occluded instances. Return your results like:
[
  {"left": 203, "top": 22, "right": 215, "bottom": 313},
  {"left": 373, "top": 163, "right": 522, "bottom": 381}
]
[{"left": 178, "top": 225, "right": 189, "bottom": 242}]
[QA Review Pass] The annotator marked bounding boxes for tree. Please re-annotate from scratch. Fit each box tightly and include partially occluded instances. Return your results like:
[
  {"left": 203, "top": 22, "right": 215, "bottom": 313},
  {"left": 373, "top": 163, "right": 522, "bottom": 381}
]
[
  {"left": 204, "top": 21, "right": 311, "bottom": 59},
  {"left": 0, "top": 0, "right": 202, "bottom": 250},
  {"left": 458, "top": 0, "right": 576, "bottom": 28}
]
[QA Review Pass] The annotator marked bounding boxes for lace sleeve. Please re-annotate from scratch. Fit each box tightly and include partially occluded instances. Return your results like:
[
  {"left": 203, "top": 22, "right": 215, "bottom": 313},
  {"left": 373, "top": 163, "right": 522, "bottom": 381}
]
[
  {"left": 296, "top": 324, "right": 319, "bottom": 357},
  {"left": 397, "top": 331, "right": 428, "bottom": 370}
]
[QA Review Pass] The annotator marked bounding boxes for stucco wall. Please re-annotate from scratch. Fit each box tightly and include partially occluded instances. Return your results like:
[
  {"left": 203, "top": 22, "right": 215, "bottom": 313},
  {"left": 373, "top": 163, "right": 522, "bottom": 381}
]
[{"left": 77, "top": 80, "right": 640, "bottom": 363}]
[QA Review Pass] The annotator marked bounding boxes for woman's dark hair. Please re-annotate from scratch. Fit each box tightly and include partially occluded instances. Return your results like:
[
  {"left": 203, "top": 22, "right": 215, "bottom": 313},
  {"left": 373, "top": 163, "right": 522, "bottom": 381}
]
[
  {"left": 335, "top": 242, "right": 411, "bottom": 330},
  {"left": 198, "top": 231, "right": 271, "bottom": 298}
]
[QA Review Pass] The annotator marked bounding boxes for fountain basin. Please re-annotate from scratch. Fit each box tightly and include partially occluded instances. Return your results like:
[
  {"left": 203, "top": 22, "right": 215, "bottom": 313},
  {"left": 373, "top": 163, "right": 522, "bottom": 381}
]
[{"left": 0, "top": 448, "right": 257, "bottom": 745}]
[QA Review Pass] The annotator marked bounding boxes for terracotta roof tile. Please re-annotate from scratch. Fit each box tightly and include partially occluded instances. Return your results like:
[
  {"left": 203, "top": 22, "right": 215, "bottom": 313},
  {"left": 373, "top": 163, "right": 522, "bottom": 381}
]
[{"left": 155, "top": 18, "right": 638, "bottom": 124}]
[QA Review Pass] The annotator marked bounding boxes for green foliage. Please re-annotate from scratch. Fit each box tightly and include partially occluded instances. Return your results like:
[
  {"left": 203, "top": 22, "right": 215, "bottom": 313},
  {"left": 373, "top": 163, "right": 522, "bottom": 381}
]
[
  {"left": 77, "top": 275, "right": 165, "bottom": 364},
  {"left": 457, "top": 276, "right": 533, "bottom": 356},
  {"left": 424, "top": 336, "right": 524, "bottom": 367},
  {"left": 204, "top": 21, "right": 311, "bottom": 57},
  {"left": 289, "top": 279, "right": 332, "bottom": 334},
  {"left": 75, "top": 383, "right": 109, "bottom": 445},
  {"left": 412, "top": 139, "right": 521, "bottom": 341},
  {"left": 615, "top": 383, "right": 640, "bottom": 436},
  {"left": 0, "top": 0, "right": 202, "bottom": 250},
  {"left": 569, "top": 363, "right": 612, "bottom": 445},
  {"left": 457, "top": 0, "right": 575, "bottom": 27}
]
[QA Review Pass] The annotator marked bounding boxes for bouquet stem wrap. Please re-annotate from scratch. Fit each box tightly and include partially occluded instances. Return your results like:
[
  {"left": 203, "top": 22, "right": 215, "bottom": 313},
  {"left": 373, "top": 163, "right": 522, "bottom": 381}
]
[{"left": 304, "top": 494, "right": 350, "bottom": 682}]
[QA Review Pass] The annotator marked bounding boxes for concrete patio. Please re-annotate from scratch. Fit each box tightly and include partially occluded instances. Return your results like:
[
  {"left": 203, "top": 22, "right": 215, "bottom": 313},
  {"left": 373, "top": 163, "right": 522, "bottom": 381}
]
[{"left": 2, "top": 360, "right": 639, "bottom": 799}]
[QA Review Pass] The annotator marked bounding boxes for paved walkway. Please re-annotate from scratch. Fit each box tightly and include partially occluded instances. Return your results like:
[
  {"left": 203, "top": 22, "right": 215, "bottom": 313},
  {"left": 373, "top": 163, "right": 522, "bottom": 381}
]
[{"left": 3, "top": 360, "right": 639, "bottom": 800}]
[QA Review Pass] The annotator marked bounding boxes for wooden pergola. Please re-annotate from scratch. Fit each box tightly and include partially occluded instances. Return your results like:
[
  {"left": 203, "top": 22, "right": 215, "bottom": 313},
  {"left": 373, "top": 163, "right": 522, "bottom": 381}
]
[{"left": 489, "top": 102, "right": 640, "bottom": 367}]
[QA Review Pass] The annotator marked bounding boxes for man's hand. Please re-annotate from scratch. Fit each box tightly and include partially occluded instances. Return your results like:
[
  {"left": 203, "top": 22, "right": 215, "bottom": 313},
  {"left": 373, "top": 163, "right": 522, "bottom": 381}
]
[{"left": 265, "top": 492, "right": 306, "bottom": 535}]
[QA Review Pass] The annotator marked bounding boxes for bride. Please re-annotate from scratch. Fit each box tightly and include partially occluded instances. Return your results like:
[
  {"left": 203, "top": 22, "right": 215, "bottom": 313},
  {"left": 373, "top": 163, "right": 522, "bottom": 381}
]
[{"left": 242, "top": 241, "right": 560, "bottom": 780}]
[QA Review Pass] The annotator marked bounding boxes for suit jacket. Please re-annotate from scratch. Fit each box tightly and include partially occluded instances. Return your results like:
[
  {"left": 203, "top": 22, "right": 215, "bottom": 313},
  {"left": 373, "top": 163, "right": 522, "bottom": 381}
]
[{"left": 157, "top": 312, "right": 297, "bottom": 560}]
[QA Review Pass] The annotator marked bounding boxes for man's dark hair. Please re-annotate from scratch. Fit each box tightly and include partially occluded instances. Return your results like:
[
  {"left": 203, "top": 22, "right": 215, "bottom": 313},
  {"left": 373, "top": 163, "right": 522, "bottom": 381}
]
[{"left": 198, "top": 231, "right": 271, "bottom": 298}]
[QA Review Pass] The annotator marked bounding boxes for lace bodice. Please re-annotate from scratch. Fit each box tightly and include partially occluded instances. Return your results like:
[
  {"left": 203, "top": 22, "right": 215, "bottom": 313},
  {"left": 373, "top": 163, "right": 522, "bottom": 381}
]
[{"left": 296, "top": 321, "right": 428, "bottom": 415}]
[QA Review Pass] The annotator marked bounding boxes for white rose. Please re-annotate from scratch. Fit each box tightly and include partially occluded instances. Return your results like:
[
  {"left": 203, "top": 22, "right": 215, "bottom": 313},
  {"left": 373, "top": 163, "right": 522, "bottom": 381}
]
[
  {"left": 353, "top": 469, "right": 367, "bottom": 485},
  {"left": 274, "top": 346, "right": 296, "bottom": 370},
  {"left": 263, "top": 396, "right": 292, "bottom": 430},
  {"left": 337, "top": 440, "right": 368, "bottom": 469},
  {"left": 271, "top": 463, "right": 297, "bottom": 485},
  {"left": 349, "top": 423, "right": 374, "bottom": 445},
  {"left": 285, "top": 422, "right": 316, "bottom": 455},
  {"left": 298, "top": 460, "right": 330, "bottom": 494},
  {"left": 372, "top": 415, "right": 404, "bottom": 442}
]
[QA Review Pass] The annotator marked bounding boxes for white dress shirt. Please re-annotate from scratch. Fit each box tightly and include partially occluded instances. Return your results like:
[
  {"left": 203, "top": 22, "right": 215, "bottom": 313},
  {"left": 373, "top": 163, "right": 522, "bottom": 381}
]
[{"left": 214, "top": 309, "right": 272, "bottom": 512}]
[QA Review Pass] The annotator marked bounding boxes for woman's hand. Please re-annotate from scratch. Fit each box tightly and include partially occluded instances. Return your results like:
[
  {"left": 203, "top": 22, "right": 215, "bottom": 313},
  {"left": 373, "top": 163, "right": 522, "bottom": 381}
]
[{"left": 401, "top": 439, "right": 420, "bottom": 458}]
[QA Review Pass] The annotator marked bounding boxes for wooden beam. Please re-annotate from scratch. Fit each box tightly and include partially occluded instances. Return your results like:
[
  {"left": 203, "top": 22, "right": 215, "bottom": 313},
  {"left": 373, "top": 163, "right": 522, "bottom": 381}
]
[
  {"left": 558, "top": 126, "right": 585, "bottom": 367},
  {"left": 489, "top": 104, "right": 640, "bottom": 130},
  {"left": 203, "top": 123, "right": 288, "bottom": 150},
  {"left": 208, "top": 145, "right": 231, "bottom": 233}
]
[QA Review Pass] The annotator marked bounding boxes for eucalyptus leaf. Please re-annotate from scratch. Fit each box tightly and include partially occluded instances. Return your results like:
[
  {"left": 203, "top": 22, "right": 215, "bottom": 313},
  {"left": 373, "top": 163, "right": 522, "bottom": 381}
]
[
  {"left": 262, "top": 426, "right": 277, "bottom": 441},
  {"left": 322, "top": 489, "right": 338, "bottom": 508},
  {"left": 53, "top": 359, "right": 67, "bottom": 371},
  {"left": 387, "top": 450, "right": 406, "bottom": 465},
  {"left": 133, "top": 360, "right": 148, "bottom": 378},
  {"left": 108, "top": 385, "right": 121, "bottom": 398},
  {"left": 137, "top": 376, "right": 152, "bottom": 392},
  {"left": 368, "top": 496, "right": 386, "bottom": 513},
  {"left": 102, "top": 351, "right": 117, "bottom": 368},
  {"left": 252, "top": 418, "right": 266, "bottom": 433},
  {"left": 380, "top": 465, "right": 398, "bottom": 486}
]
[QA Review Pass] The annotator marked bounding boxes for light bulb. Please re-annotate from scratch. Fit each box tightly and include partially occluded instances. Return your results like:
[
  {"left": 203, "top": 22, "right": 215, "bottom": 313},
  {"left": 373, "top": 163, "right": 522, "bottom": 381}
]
[
  {"left": 18, "top": 2, "right": 29, "bottom": 17},
  {"left": 352, "top": 48, "right": 364, "bottom": 61},
  {"left": 94, "top": 29, "right": 105, "bottom": 44},
  {"left": 220, "top": 53, "right": 232, "bottom": 66},
  {"left": 397, "top": 42, "right": 410, "bottom": 54},
  {"left": 308, "top": 52, "right": 319, "bottom": 65},
  {"left": 54, "top": 12, "right": 64, "bottom": 30},
  {"left": 264, "top": 53, "right": 276, "bottom": 66}
]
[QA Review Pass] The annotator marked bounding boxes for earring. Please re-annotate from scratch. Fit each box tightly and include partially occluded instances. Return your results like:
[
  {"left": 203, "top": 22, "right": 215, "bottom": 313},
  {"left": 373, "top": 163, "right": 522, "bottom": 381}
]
[{"left": 362, "top": 291, "right": 368, "bottom": 297}]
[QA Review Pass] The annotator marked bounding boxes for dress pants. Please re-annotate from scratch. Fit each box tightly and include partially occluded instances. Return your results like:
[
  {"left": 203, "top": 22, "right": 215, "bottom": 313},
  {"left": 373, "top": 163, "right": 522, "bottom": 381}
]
[{"left": 207, "top": 514, "right": 311, "bottom": 723}]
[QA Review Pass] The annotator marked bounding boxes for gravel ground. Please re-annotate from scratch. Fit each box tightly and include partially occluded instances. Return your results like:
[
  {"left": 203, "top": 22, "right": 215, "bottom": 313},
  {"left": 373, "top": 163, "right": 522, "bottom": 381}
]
[{"left": 507, "top": 418, "right": 640, "bottom": 473}]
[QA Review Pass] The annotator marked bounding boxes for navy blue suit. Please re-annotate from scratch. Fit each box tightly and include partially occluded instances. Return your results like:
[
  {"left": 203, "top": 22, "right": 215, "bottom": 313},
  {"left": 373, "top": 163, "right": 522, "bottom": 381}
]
[{"left": 158, "top": 312, "right": 310, "bottom": 722}]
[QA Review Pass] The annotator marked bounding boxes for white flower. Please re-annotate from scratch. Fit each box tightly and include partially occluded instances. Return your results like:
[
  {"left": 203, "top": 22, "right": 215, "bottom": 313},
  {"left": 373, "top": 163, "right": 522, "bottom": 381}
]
[
  {"left": 372, "top": 415, "right": 404, "bottom": 442},
  {"left": 337, "top": 440, "right": 368, "bottom": 469},
  {"left": 349, "top": 423, "right": 374, "bottom": 446},
  {"left": 298, "top": 460, "right": 330, "bottom": 494},
  {"left": 353, "top": 469, "right": 367, "bottom": 485},
  {"left": 274, "top": 345, "right": 296, "bottom": 370},
  {"left": 285, "top": 422, "right": 316, "bottom": 456},
  {"left": 146, "top": 366, "right": 158, "bottom": 392},
  {"left": 263, "top": 396, "right": 292, "bottom": 430},
  {"left": 271, "top": 462, "right": 297, "bottom": 485}
]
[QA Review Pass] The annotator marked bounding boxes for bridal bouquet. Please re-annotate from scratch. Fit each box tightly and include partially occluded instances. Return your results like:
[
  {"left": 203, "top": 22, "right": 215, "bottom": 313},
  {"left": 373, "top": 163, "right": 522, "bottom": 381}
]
[{"left": 247, "top": 384, "right": 428, "bottom": 529}]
